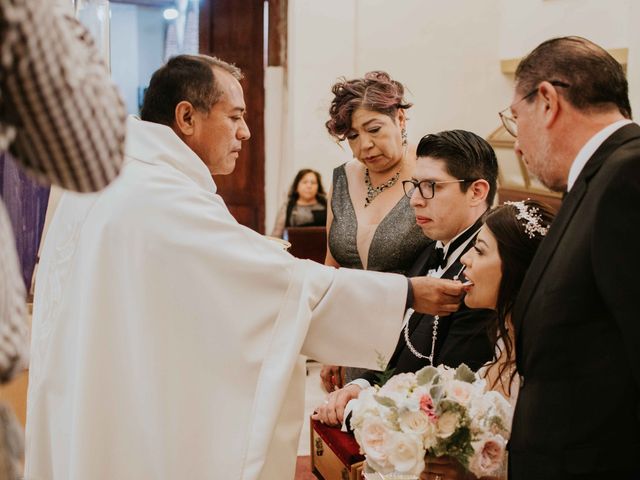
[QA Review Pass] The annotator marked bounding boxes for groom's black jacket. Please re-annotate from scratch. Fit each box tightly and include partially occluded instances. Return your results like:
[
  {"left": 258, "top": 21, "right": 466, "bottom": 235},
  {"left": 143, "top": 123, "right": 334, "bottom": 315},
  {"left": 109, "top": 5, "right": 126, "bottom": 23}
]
[
  {"left": 510, "top": 124, "right": 640, "bottom": 480},
  {"left": 359, "top": 238, "right": 495, "bottom": 387}
]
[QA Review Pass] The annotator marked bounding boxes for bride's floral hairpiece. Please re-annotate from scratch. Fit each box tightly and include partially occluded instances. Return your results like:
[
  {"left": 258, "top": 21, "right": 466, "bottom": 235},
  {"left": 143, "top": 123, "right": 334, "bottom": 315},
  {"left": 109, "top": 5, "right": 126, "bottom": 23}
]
[{"left": 504, "top": 200, "right": 549, "bottom": 239}]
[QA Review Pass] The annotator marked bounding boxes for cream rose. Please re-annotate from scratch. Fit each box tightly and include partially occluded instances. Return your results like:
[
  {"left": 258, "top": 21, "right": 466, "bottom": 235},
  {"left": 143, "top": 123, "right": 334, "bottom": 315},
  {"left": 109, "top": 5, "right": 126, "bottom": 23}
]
[
  {"left": 398, "top": 409, "right": 431, "bottom": 435},
  {"left": 385, "top": 431, "right": 425, "bottom": 475},
  {"left": 379, "top": 373, "right": 416, "bottom": 397},
  {"left": 446, "top": 380, "right": 474, "bottom": 406},
  {"left": 469, "top": 434, "right": 507, "bottom": 477},
  {"left": 436, "top": 411, "right": 459, "bottom": 438},
  {"left": 357, "top": 417, "right": 392, "bottom": 469}
]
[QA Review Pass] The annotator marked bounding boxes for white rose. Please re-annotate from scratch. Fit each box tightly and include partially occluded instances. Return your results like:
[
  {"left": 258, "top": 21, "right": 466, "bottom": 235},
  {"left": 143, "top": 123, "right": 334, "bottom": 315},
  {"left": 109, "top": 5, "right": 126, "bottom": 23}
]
[
  {"left": 385, "top": 431, "right": 425, "bottom": 475},
  {"left": 437, "top": 365, "right": 456, "bottom": 382},
  {"left": 436, "top": 411, "right": 459, "bottom": 438},
  {"left": 350, "top": 388, "right": 383, "bottom": 427},
  {"left": 398, "top": 409, "right": 431, "bottom": 435},
  {"left": 445, "top": 380, "right": 473, "bottom": 406},
  {"left": 357, "top": 417, "right": 392, "bottom": 469},
  {"left": 379, "top": 373, "right": 416, "bottom": 397}
]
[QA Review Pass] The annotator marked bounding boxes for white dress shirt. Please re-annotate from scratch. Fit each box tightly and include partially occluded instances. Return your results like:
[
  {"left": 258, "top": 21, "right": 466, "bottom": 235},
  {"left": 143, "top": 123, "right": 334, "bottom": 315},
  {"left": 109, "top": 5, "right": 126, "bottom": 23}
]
[{"left": 567, "top": 119, "right": 633, "bottom": 191}]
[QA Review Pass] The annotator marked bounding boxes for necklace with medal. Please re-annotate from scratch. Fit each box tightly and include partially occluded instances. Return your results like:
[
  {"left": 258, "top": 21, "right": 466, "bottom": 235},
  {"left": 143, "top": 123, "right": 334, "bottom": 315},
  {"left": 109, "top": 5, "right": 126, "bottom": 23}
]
[{"left": 403, "top": 264, "right": 467, "bottom": 364}]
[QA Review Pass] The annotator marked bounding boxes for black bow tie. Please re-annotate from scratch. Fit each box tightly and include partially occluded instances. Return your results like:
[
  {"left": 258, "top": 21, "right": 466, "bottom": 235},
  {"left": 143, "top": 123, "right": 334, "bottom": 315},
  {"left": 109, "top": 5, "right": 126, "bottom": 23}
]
[
  {"left": 426, "top": 246, "right": 446, "bottom": 272},
  {"left": 424, "top": 216, "right": 486, "bottom": 273}
]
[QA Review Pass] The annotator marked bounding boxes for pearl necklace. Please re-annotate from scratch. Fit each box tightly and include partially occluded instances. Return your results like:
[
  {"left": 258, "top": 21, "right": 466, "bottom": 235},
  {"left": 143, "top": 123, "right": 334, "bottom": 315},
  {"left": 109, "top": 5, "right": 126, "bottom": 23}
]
[{"left": 403, "top": 265, "right": 466, "bottom": 363}]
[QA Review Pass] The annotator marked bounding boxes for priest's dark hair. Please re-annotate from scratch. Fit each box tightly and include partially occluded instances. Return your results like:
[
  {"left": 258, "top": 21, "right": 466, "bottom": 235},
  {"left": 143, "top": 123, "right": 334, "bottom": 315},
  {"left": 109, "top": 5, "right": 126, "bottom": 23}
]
[
  {"left": 140, "top": 54, "right": 243, "bottom": 127},
  {"left": 482, "top": 199, "right": 555, "bottom": 394},
  {"left": 416, "top": 130, "right": 498, "bottom": 206},
  {"left": 516, "top": 36, "right": 631, "bottom": 119}
]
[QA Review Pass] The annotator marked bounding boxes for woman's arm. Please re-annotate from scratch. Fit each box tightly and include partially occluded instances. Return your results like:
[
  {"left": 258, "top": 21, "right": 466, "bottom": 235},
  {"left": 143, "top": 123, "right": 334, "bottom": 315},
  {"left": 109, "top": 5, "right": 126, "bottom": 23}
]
[
  {"left": 270, "top": 203, "right": 287, "bottom": 238},
  {"left": 324, "top": 186, "right": 340, "bottom": 267}
]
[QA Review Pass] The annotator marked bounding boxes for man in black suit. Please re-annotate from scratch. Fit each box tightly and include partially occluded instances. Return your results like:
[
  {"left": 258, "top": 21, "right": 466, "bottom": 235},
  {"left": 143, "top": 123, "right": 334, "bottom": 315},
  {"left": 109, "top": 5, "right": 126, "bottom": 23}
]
[
  {"left": 314, "top": 130, "right": 498, "bottom": 427},
  {"left": 505, "top": 37, "right": 640, "bottom": 480}
]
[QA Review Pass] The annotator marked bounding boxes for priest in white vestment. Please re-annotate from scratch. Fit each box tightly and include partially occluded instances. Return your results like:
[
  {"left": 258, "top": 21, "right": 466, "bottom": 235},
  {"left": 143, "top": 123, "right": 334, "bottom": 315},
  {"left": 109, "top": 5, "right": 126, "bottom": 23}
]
[{"left": 26, "top": 55, "right": 462, "bottom": 480}]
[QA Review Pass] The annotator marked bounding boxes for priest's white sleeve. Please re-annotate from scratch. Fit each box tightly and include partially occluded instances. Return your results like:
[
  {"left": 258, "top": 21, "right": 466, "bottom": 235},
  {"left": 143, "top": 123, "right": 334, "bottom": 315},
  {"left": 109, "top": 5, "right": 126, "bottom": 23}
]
[{"left": 300, "top": 264, "right": 407, "bottom": 372}]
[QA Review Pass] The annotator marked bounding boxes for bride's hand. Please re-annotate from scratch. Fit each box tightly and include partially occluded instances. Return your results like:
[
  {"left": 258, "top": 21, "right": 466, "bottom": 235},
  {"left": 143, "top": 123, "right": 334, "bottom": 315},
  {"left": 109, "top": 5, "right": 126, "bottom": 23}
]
[{"left": 420, "top": 455, "right": 477, "bottom": 480}]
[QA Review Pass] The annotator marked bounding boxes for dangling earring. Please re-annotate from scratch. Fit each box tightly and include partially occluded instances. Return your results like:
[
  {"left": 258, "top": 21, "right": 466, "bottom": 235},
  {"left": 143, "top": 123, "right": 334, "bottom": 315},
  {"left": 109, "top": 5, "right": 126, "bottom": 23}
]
[{"left": 401, "top": 128, "right": 408, "bottom": 146}]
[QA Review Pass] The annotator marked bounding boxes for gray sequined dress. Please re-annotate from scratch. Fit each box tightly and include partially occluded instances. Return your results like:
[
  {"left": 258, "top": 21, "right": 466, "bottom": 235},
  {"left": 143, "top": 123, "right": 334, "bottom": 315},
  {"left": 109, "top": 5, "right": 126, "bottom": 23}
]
[{"left": 328, "top": 164, "right": 432, "bottom": 381}]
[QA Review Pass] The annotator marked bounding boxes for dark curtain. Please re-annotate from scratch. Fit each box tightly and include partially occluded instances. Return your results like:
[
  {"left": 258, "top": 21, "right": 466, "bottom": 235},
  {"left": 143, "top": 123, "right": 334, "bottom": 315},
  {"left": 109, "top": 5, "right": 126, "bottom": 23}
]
[{"left": 0, "top": 152, "right": 50, "bottom": 294}]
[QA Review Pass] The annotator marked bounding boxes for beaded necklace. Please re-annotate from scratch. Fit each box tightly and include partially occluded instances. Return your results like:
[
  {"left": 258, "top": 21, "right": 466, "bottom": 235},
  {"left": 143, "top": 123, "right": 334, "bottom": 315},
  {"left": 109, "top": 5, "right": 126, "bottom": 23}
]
[
  {"left": 364, "top": 168, "right": 400, "bottom": 207},
  {"left": 403, "top": 264, "right": 467, "bottom": 364}
]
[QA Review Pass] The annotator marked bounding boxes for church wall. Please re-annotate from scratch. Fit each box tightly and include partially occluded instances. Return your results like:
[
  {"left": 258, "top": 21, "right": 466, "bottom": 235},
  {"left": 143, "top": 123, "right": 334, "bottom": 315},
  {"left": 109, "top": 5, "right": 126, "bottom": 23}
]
[{"left": 264, "top": 0, "right": 640, "bottom": 232}]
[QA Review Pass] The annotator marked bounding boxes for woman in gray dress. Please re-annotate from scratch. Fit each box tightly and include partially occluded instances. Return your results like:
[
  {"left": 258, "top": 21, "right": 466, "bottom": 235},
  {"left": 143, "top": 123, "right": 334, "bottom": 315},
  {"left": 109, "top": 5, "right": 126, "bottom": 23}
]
[{"left": 320, "top": 71, "right": 432, "bottom": 390}]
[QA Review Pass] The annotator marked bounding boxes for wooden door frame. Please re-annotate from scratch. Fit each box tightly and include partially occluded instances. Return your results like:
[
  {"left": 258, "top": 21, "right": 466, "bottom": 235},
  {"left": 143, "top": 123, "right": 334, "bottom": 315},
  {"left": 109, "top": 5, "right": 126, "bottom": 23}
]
[{"left": 199, "top": 0, "right": 266, "bottom": 232}]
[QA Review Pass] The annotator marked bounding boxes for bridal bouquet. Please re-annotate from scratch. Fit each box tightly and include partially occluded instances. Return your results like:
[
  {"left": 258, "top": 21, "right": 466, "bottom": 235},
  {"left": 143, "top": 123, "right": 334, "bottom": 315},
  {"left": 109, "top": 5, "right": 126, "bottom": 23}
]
[{"left": 350, "top": 364, "right": 512, "bottom": 479}]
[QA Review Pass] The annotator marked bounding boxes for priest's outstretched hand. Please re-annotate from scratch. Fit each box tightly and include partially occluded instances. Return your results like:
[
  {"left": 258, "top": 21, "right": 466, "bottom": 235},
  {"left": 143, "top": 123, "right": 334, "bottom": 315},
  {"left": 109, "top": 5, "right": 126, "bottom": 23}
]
[{"left": 410, "top": 277, "right": 464, "bottom": 316}]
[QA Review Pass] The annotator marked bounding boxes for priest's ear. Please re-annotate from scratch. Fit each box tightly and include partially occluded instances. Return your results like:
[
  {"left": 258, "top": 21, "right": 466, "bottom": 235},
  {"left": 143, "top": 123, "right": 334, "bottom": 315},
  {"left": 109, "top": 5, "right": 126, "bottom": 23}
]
[{"left": 174, "top": 101, "right": 199, "bottom": 137}]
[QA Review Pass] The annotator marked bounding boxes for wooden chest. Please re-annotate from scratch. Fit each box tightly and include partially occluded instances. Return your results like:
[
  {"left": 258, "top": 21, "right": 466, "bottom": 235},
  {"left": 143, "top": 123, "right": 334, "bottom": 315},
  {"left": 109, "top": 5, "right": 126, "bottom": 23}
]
[{"left": 310, "top": 418, "right": 364, "bottom": 480}]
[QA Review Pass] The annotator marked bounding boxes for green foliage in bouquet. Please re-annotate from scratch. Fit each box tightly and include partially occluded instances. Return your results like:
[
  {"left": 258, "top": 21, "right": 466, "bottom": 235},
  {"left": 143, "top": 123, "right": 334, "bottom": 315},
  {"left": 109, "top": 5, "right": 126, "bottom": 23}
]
[
  {"left": 431, "top": 400, "right": 475, "bottom": 468},
  {"left": 453, "top": 364, "right": 475, "bottom": 383},
  {"left": 374, "top": 351, "right": 396, "bottom": 387}
]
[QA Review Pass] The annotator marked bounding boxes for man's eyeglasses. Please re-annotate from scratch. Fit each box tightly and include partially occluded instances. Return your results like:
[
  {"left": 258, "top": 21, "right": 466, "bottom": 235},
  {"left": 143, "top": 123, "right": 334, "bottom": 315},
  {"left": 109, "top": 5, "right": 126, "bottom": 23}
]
[
  {"left": 402, "top": 179, "right": 475, "bottom": 200},
  {"left": 499, "top": 80, "right": 571, "bottom": 137}
]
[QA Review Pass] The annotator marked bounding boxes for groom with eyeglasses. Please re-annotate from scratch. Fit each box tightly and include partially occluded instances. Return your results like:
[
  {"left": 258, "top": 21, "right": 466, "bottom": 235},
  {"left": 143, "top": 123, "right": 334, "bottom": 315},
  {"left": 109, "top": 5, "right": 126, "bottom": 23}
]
[{"left": 314, "top": 129, "right": 498, "bottom": 427}]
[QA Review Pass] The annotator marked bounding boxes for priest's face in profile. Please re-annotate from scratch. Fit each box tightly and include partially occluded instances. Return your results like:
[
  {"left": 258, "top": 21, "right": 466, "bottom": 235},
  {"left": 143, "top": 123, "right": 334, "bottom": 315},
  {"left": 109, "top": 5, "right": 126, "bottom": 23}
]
[{"left": 187, "top": 67, "right": 251, "bottom": 175}]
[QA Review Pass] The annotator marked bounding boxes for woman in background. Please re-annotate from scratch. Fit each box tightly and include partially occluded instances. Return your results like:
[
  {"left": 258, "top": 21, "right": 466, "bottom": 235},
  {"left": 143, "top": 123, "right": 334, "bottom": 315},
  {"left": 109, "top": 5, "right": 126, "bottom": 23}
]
[
  {"left": 271, "top": 169, "right": 327, "bottom": 238},
  {"left": 421, "top": 199, "right": 555, "bottom": 480},
  {"left": 321, "top": 71, "right": 432, "bottom": 390}
]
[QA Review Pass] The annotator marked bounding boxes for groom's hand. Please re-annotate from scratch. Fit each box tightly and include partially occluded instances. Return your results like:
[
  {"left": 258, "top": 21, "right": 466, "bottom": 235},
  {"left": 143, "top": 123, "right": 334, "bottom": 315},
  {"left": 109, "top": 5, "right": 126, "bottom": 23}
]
[{"left": 410, "top": 277, "right": 464, "bottom": 316}]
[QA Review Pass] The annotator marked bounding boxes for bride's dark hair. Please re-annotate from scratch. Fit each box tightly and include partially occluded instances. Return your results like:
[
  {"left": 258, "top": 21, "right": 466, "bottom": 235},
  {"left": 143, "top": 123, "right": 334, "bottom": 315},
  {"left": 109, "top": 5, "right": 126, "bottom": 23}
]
[{"left": 483, "top": 199, "right": 555, "bottom": 393}]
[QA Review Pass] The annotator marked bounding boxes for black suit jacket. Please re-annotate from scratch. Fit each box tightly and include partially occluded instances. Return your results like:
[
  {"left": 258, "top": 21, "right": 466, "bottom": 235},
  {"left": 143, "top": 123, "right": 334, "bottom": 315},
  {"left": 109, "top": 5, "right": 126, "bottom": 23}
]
[
  {"left": 509, "top": 124, "right": 640, "bottom": 480},
  {"left": 360, "top": 239, "right": 495, "bottom": 387}
]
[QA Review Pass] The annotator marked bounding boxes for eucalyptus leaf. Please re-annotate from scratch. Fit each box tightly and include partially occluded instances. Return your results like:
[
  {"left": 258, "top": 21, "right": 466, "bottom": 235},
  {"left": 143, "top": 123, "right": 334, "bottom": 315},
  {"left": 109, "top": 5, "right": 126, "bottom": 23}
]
[
  {"left": 416, "top": 365, "right": 438, "bottom": 385},
  {"left": 374, "top": 395, "right": 397, "bottom": 409},
  {"left": 430, "top": 384, "right": 444, "bottom": 402},
  {"left": 454, "top": 363, "right": 476, "bottom": 383}
]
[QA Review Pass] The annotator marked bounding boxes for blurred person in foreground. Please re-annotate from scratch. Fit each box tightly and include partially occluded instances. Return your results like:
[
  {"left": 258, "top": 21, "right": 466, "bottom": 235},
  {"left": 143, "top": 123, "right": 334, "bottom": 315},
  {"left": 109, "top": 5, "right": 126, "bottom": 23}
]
[{"left": 1, "top": 1, "right": 124, "bottom": 476}]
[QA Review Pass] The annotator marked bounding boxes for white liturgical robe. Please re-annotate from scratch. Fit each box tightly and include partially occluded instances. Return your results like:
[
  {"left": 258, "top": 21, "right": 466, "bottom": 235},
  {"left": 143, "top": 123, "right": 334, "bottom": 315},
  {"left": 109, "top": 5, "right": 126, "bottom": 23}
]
[{"left": 26, "top": 117, "right": 409, "bottom": 480}]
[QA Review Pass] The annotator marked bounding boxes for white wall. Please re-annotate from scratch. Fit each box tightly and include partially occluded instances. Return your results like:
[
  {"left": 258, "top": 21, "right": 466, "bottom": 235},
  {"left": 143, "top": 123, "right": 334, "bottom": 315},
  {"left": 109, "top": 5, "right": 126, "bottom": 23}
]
[
  {"left": 110, "top": 4, "right": 165, "bottom": 115},
  {"left": 499, "top": 0, "right": 630, "bottom": 59},
  {"left": 266, "top": 0, "right": 507, "bottom": 230},
  {"left": 499, "top": 0, "right": 640, "bottom": 117},
  {"left": 264, "top": 0, "right": 640, "bottom": 230},
  {"left": 110, "top": 4, "right": 139, "bottom": 115}
]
